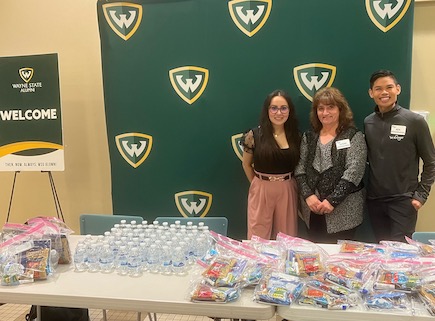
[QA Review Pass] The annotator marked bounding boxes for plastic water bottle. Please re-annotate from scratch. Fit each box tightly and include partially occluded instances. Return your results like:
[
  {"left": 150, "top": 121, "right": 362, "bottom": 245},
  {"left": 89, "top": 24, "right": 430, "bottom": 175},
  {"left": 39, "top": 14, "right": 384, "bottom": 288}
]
[
  {"left": 178, "top": 241, "right": 188, "bottom": 265},
  {"left": 198, "top": 222, "right": 204, "bottom": 231},
  {"left": 50, "top": 249, "right": 60, "bottom": 269},
  {"left": 193, "top": 236, "right": 207, "bottom": 261},
  {"left": 139, "top": 242, "right": 148, "bottom": 271},
  {"left": 202, "top": 228, "right": 213, "bottom": 247},
  {"left": 112, "top": 240, "right": 121, "bottom": 258},
  {"left": 191, "top": 225, "right": 198, "bottom": 234},
  {"left": 87, "top": 243, "right": 100, "bottom": 272},
  {"left": 115, "top": 245, "right": 129, "bottom": 275},
  {"left": 172, "top": 246, "right": 186, "bottom": 275},
  {"left": 178, "top": 226, "right": 187, "bottom": 240},
  {"left": 184, "top": 236, "right": 195, "bottom": 265},
  {"left": 99, "top": 244, "right": 114, "bottom": 273},
  {"left": 147, "top": 244, "right": 160, "bottom": 273},
  {"left": 127, "top": 247, "right": 142, "bottom": 277},
  {"left": 73, "top": 243, "right": 87, "bottom": 272},
  {"left": 160, "top": 245, "right": 172, "bottom": 275}
]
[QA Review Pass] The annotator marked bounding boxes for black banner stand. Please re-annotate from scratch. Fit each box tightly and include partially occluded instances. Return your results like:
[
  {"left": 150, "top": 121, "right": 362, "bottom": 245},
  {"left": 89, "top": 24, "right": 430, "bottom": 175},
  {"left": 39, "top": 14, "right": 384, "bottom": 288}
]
[{"left": 5, "top": 171, "right": 65, "bottom": 223}]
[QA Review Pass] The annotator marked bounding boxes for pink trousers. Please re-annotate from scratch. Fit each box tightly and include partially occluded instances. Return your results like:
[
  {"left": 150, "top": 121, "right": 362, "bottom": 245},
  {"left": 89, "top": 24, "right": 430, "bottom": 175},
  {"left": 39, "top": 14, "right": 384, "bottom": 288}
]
[{"left": 247, "top": 172, "right": 298, "bottom": 240}]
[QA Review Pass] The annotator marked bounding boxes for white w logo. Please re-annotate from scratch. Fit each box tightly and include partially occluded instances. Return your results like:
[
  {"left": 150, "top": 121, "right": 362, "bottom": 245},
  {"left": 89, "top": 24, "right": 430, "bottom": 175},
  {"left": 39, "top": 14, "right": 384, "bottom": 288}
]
[
  {"left": 169, "top": 66, "right": 209, "bottom": 104},
  {"left": 366, "top": 0, "right": 410, "bottom": 32},
  {"left": 175, "top": 191, "right": 212, "bottom": 217},
  {"left": 122, "top": 140, "right": 146, "bottom": 157},
  {"left": 373, "top": 0, "right": 403, "bottom": 19},
  {"left": 21, "top": 71, "right": 32, "bottom": 79},
  {"left": 115, "top": 133, "right": 153, "bottom": 168},
  {"left": 235, "top": 5, "right": 265, "bottom": 24},
  {"left": 109, "top": 10, "right": 136, "bottom": 28},
  {"left": 19, "top": 68, "right": 33, "bottom": 83},
  {"left": 228, "top": 0, "right": 272, "bottom": 37},
  {"left": 293, "top": 63, "right": 337, "bottom": 101},
  {"left": 103, "top": 3, "right": 143, "bottom": 41},
  {"left": 301, "top": 72, "right": 329, "bottom": 91},
  {"left": 181, "top": 198, "right": 206, "bottom": 215},
  {"left": 176, "top": 75, "right": 203, "bottom": 93}
]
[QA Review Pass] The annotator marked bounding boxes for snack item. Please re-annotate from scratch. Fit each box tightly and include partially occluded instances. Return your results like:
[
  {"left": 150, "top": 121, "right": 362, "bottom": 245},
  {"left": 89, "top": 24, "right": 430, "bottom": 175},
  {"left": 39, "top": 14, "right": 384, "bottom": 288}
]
[
  {"left": 285, "top": 250, "right": 323, "bottom": 277},
  {"left": 254, "top": 272, "right": 303, "bottom": 305},
  {"left": 202, "top": 256, "right": 247, "bottom": 287},
  {"left": 191, "top": 283, "right": 239, "bottom": 303},
  {"left": 20, "top": 239, "right": 51, "bottom": 280},
  {"left": 366, "top": 291, "right": 409, "bottom": 310},
  {"left": 419, "top": 283, "right": 435, "bottom": 315}
]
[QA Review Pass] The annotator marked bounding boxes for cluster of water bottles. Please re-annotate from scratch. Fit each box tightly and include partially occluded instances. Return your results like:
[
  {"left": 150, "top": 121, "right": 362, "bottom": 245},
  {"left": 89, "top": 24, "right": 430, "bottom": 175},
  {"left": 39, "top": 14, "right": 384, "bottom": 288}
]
[{"left": 73, "top": 219, "right": 213, "bottom": 277}]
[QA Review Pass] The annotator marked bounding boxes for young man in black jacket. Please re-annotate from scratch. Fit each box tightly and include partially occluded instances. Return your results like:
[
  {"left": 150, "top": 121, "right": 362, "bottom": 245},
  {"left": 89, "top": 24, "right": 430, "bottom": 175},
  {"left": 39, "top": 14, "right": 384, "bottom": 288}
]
[{"left": 364, "top": 69, "right": 435, "bottom": 242}]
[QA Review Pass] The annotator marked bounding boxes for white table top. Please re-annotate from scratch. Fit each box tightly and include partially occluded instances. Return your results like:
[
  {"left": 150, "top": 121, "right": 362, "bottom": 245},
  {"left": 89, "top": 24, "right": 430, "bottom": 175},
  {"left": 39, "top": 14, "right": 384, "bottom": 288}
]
[{"left": 0, "top": 235, "right": 275, "bottom": 320}]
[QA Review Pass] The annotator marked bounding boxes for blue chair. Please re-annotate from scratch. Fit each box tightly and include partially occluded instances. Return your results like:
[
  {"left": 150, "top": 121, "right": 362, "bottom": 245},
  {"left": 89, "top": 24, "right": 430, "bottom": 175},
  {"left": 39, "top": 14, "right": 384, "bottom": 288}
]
[
  {"left": 154, "top": 216, "right": 228, "bottom": 236},
  {"left": 79, "top": 214, "right": 143, "bottom": 235},
  {"left": 79, "top": 214, "right": 152, "bottom": 321},
  {"left": 412, "top": 231, "right": 435, "bottom": 244}
]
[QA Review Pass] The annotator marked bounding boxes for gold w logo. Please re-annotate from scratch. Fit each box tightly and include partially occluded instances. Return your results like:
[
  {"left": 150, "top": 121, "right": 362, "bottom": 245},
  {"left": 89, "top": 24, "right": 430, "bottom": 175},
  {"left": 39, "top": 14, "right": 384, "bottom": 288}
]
[
  {"left": 115, "top": 133, "right": 153, "bottom": 168},
  {"left": 366, "top": 0, "right": 411, "bottom": 32},
  {"left": 228, "top": 0, "right": 272, "bottom": 37},
  {"left": 19, "top": 68, "right": 34, "bottom": 83},
  {"left": 293, "top": 63, "right": 337, "bottom": 102},
  {"left": 103, "top": 2, "right": 143, "bottom": 40},
  {"left": 169, "top": 66, "right": 209, "bottom": 105},
  {"left": 175, "top": 191, "right": 213, "bottom": 218}
]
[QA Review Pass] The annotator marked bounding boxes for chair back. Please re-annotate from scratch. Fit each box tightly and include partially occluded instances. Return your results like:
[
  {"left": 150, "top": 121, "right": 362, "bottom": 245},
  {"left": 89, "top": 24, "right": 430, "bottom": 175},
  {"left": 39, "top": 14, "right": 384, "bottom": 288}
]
[
  {"left": 80, "top": 214, "right": 143, "bottom": 235},
  {"left": 154, "top": 216, "right": 228, "bottom": 236},
  {"left": 412, "top": 231, "right": 435, "bottom": 244}
]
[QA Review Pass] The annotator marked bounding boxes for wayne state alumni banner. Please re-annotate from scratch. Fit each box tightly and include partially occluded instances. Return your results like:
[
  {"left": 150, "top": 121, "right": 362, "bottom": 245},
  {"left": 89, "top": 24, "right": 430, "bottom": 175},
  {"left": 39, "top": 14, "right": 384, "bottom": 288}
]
[
  {"left": 97, "top": 0, "right": 414, "bottom": 239},
  {"left": 0, "top": 53, "right": 64, "bottom": 171}
]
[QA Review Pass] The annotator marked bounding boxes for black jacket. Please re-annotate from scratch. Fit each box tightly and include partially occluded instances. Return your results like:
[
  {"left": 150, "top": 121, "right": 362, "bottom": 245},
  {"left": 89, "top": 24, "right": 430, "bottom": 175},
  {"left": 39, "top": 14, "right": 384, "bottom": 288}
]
[{"left": 364, "top": 104, "right": 435, "bottom": 204}]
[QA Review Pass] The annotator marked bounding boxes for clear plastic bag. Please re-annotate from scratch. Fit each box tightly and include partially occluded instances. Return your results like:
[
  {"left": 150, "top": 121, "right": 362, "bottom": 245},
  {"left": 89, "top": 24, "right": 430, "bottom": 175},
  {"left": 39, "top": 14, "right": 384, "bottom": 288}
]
[{"left": 254, "top": 271, "right": 303, "bottom": 305}]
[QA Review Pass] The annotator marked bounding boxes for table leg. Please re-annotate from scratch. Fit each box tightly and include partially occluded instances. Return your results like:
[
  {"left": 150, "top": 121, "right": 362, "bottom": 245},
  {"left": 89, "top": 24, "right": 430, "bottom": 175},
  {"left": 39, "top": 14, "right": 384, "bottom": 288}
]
[{"left": 36, "top": 305, "right": 41, "bottom": 321}]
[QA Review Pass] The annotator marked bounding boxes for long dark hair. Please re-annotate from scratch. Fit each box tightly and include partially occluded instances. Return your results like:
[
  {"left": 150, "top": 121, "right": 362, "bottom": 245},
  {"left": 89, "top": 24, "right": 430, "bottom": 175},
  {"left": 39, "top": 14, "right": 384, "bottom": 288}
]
[{"left": 256, "top": 89, "right": 300, "bottom": 163}]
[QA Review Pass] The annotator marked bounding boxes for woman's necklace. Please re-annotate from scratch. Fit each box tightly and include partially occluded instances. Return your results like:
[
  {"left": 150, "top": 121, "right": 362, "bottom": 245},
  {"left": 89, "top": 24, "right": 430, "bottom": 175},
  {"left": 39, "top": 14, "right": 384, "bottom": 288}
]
[{"left": 273, "top": 132, "right": 283, "bottom": 138}]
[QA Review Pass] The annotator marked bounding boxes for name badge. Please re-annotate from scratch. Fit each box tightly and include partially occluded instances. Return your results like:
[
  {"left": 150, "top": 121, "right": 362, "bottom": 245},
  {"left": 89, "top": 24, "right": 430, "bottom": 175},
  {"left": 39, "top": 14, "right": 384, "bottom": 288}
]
[
  {"left": 336, "top": 139, "right": 350, "bottom": 150},
  {"left": 391, "top": 125, "right": 406, "bottom": 135}
]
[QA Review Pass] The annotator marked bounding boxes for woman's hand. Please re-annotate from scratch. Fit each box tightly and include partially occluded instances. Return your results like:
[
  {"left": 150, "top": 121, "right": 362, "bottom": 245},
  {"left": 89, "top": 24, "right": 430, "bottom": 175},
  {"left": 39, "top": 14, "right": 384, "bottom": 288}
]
[
  {"left": 306, "top": 195, "right": 321, "bottom": 213},
  {"left": 317, "top": 199, "right": 334, "bottom": 214}
]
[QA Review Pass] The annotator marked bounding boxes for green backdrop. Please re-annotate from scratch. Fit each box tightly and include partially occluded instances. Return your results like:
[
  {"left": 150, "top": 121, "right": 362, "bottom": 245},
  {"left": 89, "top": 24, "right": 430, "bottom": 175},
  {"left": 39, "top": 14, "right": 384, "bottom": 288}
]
[{"left": 97, "top": 0, "right": 414, "bottom": 240}]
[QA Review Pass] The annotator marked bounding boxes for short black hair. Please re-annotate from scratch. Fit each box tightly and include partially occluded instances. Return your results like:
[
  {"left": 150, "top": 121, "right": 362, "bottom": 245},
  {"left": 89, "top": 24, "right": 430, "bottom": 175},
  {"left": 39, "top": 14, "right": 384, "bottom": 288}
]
[{"left": 369, "top": 69, "right": 398, "bottom": 88}]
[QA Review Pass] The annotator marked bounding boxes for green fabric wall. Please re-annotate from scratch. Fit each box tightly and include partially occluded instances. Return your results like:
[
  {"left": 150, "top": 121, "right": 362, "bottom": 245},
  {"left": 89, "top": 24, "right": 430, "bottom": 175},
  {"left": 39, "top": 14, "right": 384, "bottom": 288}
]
[{"left": 97, "top": 0, "right": 414, "bottom": 240}]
